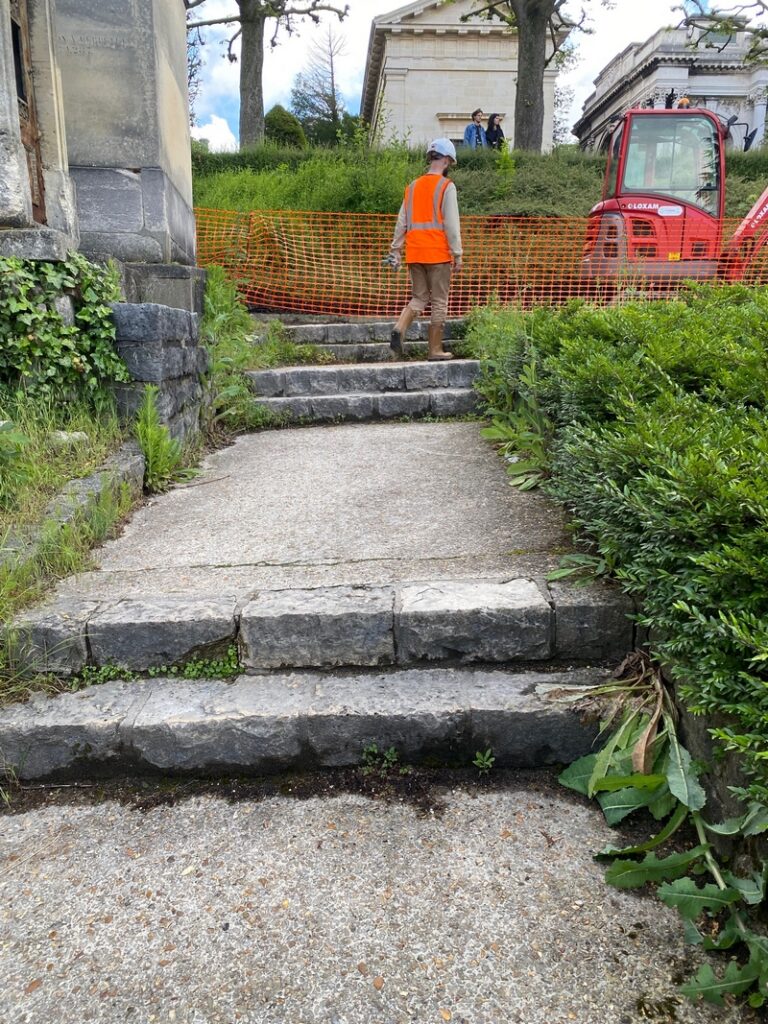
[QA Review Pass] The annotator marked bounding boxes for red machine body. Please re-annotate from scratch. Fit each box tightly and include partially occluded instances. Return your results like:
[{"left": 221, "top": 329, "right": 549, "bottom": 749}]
[{"left": 583, "top": 108, "right": 727, "bottom": 282}]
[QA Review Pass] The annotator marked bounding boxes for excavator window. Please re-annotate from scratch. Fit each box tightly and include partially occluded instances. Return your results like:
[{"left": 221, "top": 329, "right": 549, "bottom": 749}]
[
  {"left": 604, "top": 123, "right": 624, "bottom": 198},
  {"left": 621, "top": 114, "right": 720, "bottom": 215}
]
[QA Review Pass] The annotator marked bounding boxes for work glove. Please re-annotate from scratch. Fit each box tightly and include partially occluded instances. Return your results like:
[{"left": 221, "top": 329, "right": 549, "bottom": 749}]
[{"left": 383, "top": 252, "right": 401, "bottom": 270}]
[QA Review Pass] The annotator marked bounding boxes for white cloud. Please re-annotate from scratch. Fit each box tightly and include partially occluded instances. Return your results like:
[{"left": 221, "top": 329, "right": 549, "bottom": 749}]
[{"left": 191, "top": 114, "right": 238, "bottom": 152}]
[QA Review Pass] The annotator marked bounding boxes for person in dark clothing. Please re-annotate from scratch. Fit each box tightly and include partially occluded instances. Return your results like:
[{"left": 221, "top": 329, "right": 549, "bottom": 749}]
[{"left": 486, "top": 113, "right": 505, "bottom": 150}]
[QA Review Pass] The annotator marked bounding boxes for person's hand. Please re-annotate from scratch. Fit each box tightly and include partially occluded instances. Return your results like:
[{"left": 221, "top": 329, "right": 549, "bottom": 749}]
[
  {"left": 385, "top": 251, "right": 401, "bottom": 270},
  {"left": 453, "top": 255, "right": 463, "bottom": 273}
]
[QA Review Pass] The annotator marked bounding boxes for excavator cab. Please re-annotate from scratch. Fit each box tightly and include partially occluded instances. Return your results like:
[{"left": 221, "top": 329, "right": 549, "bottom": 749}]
[{"left": 583, "top": 109, "right": 727, "bottom": 282}]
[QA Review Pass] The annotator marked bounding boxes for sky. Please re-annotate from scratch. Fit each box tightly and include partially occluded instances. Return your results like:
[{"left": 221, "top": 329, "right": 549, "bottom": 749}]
[{"left": 189, "top": 0, "right": 688, "bottom": 151}]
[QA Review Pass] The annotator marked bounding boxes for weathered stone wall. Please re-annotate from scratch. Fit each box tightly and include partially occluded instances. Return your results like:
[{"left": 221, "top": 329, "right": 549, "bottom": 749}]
[
  {"left": 55, "top": 0, "right": 195, "bottom": 265},
  {"left": 0, "top": 0, "right": 78, "bottom": 259},
  {"left": 111, "top": 303, "right": 209, "bottom": 443}
]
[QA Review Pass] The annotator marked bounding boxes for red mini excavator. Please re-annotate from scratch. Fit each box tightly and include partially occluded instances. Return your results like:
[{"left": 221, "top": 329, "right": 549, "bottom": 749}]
[{"left": 582, "top": 107, "right": 768, "bottom": 286}]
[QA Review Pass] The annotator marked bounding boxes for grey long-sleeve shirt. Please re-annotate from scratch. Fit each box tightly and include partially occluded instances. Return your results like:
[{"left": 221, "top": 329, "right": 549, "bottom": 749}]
[{"left": 390, "top": 178, "right": 463, "bottom": 258}]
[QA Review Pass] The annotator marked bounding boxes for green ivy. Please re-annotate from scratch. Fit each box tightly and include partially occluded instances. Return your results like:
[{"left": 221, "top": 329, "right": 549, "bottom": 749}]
[{"left": 0, "top": 252, "right": 129, "bottom": 402}]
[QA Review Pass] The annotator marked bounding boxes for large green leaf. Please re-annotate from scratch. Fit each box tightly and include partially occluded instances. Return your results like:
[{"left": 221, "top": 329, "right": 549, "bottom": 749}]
[
  {"left": 663, "top": 721, "right": 706, "bottom": 811},
  {"left": 647, "top": 785, "right": 678, "bottom": 821},
  {"left": 679, "top": 960, "right": 760, "bottom": 1006},
  {"left": 682, "top": 916, "right": 742, "bottom": 951},
  {"left": 604, "top": 845, "right": 709, "bottom": 889},
  {"left": 588, "top": 710, "right": 644, "bottom": 797},
  {"left": 707, "top": 803, "right": 768, "bottom": 838},
  {"left": 558, "top": 753, "right": 597, "bottom": 797},
  {"left": 722, "top": 868, "right": 766, "bottom": 906},
  {"left": 597, "top": 785, "right": 656, "bottom": 825},
  {"left": 596, "top": 801, "right": 688, "bottom": 860},
  {"left": 592, "top": 773, "right": 666, "bottom": 793},
  {"left": 658, "top": 877, "right": 742, "bottom": 920}
]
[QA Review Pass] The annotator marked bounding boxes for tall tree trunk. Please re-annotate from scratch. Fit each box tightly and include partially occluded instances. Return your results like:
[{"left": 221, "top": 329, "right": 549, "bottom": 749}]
[
  {"left": 511, "top": 0, "right": 551, "bottom": 152},
  {"left": 239, "top": 0, "right": 266, "bottom": 147}
]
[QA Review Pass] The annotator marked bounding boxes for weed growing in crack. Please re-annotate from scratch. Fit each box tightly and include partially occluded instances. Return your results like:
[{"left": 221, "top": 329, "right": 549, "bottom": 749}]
[
  {"left": 361, "top": 743, "right": 412, "bottom": 778},
  {"left": 472, "top": 748, "right": 496, "bottom": 776}
]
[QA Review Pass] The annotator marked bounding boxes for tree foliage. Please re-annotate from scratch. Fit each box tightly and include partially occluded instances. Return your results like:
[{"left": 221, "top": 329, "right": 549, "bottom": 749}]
[
  {"left": 184, "top": 1, "right": 349, "bottom": 148},
  {"left": 676, "top": 1, "right": 768, "bottom": 60},
  {"left": 291, "top": 26, "right": 346, "bottom": 145},
  {"left": 264, "top": 104, "right": 308, "bottom": 147}
]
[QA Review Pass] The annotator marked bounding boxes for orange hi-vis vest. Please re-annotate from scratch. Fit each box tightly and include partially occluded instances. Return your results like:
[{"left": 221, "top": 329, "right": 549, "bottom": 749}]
[{"left": 404, "top": 174, "right": 452, "bottom": 264}]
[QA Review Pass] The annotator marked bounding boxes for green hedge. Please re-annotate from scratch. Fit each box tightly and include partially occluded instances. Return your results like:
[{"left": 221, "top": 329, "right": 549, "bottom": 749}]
[
  {"left": 467, "top": 284, "right": 768, "bottom": 802},
  {"left": 193, "top": 141, "right": 766, "bottom": 218}
]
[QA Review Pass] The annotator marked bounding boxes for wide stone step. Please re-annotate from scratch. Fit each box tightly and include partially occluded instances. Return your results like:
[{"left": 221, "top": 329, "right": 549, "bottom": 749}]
[
  {"left": 246, "top": 359, "right": 480, "bottom": 398},
  {"left": 10, "top": 578, "right": 635, "bottom": 677},
  {"left": 252, "top": 387, "right": 480, "bottom": 423},
  {"left": 263, "top": 319, "right": 465, "bottom": 346},
  {"left": 0, "top": 665, "right": 606, "bottom": 780},
  {"left": 311, "top": 341, "right": 459, "bottom": 363}
]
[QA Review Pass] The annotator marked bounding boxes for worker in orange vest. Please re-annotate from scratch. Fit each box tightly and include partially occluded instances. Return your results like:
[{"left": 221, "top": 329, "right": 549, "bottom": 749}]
[{"left": 388, "top": 138, "right": 463, "bottom": 361}]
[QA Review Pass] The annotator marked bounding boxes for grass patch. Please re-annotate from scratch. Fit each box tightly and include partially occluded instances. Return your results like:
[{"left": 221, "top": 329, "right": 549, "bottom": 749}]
[{"left": 0, "top": 393, "right": 123, "bottom": 539}]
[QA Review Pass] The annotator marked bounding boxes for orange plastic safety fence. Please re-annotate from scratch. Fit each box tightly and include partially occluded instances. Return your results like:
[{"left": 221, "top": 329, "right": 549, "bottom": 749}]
[{"left": 195, "top": 208, "right": 768, "bottom": 317}]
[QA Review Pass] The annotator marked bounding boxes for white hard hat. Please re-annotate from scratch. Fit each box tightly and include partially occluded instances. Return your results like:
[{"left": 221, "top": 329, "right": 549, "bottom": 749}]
[{"left": 427, "top": 138, "right": 457, "bottom": 163}]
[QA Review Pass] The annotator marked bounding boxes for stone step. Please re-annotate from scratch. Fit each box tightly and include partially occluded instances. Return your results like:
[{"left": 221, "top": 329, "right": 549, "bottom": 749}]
[
  {"left": 0, "top": 665, "right": 607, "bottom": 780},
  {"left": 252, "top": 387, "right": 480, "bottom": 424},
  {"left": 262, "top": 319, "right": 466, "bottom": 346},
  {"left": 10, "top": 578, "right": 635, "bottom": 678},
  {"left": 246, "top": 359, "right": 480, "bottom": 398},
  {"left": 312, "top": 341, "right": 458, "bottom": 363}
]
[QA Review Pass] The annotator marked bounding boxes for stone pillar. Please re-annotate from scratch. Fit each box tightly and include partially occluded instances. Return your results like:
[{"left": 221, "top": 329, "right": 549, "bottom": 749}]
[
  {"left": 0, "top": 0, "right": 33, "bottom": 229},
  {"left": 0, "top": 0, "right": 78, "bottom": 259},
  {"left": 55, "top": 0, "right": 196, "bottom": 267}
]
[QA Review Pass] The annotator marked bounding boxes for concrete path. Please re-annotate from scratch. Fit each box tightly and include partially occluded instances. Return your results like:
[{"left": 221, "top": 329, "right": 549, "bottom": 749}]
[
  {"left": 54, "top": 421, "right": 567, "bottom": 600},
  {"left": 0, "top": 775, "right": 752, "bottom": 1024}
]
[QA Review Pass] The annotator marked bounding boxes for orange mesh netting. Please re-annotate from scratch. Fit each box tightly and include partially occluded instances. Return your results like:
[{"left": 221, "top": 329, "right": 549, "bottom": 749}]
[{"left": 195, "top": 208, "right": 768, "bottom": 317}]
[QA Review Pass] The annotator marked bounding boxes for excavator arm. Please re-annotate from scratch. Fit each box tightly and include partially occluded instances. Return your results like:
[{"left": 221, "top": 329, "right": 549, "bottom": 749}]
[{"left": 717, "top": 184, "right": 768, "bottom": 282}]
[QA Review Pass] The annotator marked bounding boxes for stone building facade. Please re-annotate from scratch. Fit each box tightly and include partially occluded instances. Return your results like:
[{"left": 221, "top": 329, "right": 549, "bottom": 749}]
[
  {"left": 361, "top": 0, "right": 560, "bottom": 152},
  {"left": 574, "top": 27, "right": 768, "bottom": 152},
  {"left": 0, "top": 0, "right": 207, "bottom": 440}
]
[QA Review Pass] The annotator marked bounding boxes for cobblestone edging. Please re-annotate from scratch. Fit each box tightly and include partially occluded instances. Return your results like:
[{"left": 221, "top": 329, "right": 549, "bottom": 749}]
[
  {"left": 10, "top": 578, "right": 634, "bottom": 677},
  {"left": 0, "top": 441, "right": 145, "bottom": 576},
  {"left": 0, "top": 666, "right": 606, "bottom": 780}
]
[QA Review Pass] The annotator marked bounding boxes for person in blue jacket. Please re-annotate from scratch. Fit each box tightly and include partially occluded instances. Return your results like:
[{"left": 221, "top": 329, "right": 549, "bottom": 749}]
[{"left": 463, "top": 109, "right": 487, "bottom": 149}]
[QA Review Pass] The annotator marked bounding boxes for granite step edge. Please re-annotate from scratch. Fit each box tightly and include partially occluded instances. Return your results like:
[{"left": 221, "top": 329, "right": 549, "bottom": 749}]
[
  {"left": 0, "top": 666, "right": 606, "bottom": 781},
  {"left": 250, "top": 388, "right": 481, "bottom": 423},
  {"left": 6, "top": 578, "right": 636, "bottom": 677}
]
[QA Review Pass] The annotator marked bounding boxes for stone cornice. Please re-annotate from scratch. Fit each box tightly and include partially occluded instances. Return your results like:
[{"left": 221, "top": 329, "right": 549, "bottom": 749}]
[{"left": 573, "top": 53, "right": 749, "bottom": 136}]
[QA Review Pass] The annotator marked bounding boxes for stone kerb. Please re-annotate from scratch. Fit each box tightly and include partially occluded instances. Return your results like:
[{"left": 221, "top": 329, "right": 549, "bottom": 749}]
[
  {"left": 110, "top": 302, "right": 209, "bottom": 442},
  {"left": 10, "top": 578, "right": 635, "bottom": 677}
]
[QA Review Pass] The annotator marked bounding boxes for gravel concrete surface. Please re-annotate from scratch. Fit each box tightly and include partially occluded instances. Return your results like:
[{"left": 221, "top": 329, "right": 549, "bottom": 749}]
[
  {"left": 52, "top": 422, "right": 567, "bottom": 600},
  {"left": 0, "top": 773, "right": 753, "bottom": 1024}
]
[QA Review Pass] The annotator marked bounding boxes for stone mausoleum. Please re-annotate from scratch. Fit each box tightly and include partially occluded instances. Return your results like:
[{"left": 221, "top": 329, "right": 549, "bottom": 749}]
[{"left": 0, "top": 0, "right": 207, "bottom": 439}]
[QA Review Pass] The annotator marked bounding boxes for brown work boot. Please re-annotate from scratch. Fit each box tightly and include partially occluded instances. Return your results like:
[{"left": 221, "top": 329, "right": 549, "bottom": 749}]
[
  {"left": 390, "top": 306, "right": 417, "bottom": 358},
  {"left": 427, "top": 323, "right": 453, "bottom": 361}
]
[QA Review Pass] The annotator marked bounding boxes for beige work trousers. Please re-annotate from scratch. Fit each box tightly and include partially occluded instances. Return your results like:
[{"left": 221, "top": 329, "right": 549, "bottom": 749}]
[{"left": 406, "top": 261, "right": 453, "bottom": 325}]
